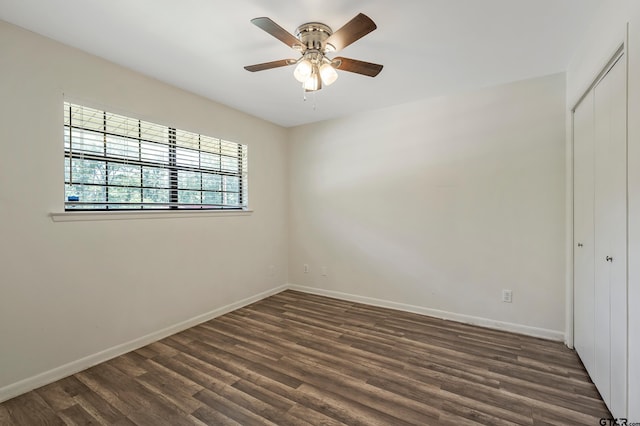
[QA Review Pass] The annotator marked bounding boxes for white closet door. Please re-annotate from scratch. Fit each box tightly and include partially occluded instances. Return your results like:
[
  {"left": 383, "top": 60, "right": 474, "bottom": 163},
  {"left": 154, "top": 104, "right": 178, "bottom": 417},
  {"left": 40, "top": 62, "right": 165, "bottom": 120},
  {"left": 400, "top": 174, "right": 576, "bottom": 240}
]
[
  {"left": 573, "top": 93, "right": 595, "bottom": 377},
  {"left": 594, "top": 53, "right": 627, "bottom": 417}
]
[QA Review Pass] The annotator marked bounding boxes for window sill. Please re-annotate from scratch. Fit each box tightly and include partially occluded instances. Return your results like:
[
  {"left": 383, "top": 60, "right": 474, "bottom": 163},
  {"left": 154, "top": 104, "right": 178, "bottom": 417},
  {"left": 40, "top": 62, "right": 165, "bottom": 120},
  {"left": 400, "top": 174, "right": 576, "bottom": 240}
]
[{"left": 50, "top": 209, "right": 254, "bottom": 222}]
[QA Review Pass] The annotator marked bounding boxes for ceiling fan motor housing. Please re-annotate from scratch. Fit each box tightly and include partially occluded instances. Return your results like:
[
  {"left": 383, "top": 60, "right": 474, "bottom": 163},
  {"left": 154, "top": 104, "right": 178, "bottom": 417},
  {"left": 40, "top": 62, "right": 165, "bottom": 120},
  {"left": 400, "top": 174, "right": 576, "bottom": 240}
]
[{"left": 294, "top": 22, "right": 335, "bottom": 52}]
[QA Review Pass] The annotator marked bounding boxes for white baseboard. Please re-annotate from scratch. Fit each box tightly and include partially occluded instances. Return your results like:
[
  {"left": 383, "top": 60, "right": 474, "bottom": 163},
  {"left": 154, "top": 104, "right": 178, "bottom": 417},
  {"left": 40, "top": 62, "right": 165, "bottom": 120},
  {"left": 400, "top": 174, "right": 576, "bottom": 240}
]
[
  {"left": 0, "top": 284, "right": 287, "bottom": 404},
  {"left": 288, "top": 284, "right": 565, "bottom": 342}
]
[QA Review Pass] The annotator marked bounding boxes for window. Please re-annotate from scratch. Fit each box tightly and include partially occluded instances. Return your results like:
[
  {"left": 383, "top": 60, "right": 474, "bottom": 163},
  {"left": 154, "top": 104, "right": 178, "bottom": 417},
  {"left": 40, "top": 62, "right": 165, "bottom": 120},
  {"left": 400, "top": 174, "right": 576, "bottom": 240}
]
[{"left": 64, "top": 102, "right": 247, "bottom": 210}]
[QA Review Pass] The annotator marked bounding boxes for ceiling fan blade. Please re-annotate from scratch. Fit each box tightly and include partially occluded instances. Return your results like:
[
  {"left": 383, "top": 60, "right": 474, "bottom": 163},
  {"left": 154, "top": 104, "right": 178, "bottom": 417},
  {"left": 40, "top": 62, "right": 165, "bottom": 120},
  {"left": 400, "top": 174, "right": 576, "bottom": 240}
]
[
  {"left": 251, "top": 17, "right": 305, "bottom": 50},
  {"left": 333, "top": 57, "right": 383, "bottom": 77},
  {"left": 325, "top": 13, "right": 377, "bottom": 52},
  {"left": 244, "top": 59, "right": 297, "bottom": 72}
]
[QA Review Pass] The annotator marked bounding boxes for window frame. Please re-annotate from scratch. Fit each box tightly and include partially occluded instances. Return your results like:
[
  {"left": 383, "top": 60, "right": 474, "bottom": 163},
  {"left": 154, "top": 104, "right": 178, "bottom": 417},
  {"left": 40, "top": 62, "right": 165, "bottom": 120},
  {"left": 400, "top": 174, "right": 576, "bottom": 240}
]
[{"left": 63, "top": 102, "right": 248, "bottom": 211}]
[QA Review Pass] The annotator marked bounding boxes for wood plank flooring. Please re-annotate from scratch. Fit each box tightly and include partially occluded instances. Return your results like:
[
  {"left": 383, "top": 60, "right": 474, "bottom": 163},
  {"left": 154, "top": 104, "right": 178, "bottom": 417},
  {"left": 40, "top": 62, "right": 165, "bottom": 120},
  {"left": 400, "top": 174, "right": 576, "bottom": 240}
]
[{"left": 0, "top": 290, "right": 609, "bottom": 425}]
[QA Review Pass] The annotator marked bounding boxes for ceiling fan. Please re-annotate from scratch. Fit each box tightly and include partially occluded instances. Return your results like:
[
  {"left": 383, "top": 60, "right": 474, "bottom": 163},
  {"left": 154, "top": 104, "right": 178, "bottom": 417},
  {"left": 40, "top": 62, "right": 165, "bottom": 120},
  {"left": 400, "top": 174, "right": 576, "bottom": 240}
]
[{"left": 244, "top": 13, "right": 383, "bottom": 92}]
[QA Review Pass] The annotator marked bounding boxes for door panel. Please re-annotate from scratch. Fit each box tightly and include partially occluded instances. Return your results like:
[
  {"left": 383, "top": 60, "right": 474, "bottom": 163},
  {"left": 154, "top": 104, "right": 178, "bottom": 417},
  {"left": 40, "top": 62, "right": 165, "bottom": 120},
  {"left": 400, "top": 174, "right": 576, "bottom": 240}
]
[
  {"left": 593, "top": 54, "right": 627, "bottom": 417},
  {"left": 573, "top": 93, "right": 595, "bottom": 377},
  {"left": 593, "top": 60, "right": 612, "bottom": 407},
  {"left": 603, "top": 54, "right": 627, "bottom": 418}
]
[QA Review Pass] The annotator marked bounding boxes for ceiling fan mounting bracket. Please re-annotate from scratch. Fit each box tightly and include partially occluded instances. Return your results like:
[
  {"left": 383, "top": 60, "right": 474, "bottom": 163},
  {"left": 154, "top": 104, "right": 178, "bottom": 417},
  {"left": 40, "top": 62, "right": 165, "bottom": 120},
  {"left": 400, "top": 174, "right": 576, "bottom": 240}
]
[{"left": 294, "top": 22, "right": 334, "bottom": 52}]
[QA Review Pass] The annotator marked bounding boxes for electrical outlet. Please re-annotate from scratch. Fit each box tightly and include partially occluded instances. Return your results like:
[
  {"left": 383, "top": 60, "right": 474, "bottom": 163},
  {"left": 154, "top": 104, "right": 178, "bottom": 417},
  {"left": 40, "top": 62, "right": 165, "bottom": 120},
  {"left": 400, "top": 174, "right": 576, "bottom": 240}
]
[
  {"left": 321, "top": 266, "right": 327, "bottom": 276},
  {"left": 502, "top": 289, "right": 513, "bottom": 303},
  {"left": 303, "top": 264, "right": 309, "bottom": 273}
]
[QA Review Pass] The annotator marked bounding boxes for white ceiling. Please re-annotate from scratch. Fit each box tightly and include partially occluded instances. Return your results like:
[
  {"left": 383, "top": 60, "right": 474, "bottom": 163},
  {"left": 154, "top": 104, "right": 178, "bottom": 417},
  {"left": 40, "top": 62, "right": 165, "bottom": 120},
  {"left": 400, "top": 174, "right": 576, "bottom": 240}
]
[{"left": 0, "top": 0, "right": 602, "bottom": 127}]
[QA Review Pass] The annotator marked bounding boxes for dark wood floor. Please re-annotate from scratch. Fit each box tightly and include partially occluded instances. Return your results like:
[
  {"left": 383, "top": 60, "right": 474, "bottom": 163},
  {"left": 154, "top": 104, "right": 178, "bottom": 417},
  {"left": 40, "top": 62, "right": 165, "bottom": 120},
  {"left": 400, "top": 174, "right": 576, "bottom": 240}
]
[{"left": 0, "top": 290, "right": 609, "bottom": 425}]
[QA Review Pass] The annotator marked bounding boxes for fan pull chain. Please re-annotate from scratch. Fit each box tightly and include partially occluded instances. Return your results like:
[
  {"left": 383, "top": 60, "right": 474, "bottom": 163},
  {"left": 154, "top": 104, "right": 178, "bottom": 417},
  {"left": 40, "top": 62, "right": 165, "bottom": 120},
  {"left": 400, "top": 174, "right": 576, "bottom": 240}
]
[{"left": 302, "top": 87, "right": 318, "bottom": 110}]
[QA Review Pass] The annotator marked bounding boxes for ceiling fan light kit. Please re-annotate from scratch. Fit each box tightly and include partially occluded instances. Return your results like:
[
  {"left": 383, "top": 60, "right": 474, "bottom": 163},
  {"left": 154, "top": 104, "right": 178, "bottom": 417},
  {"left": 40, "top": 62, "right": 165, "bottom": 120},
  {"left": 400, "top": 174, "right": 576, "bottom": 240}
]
[
  {"left": 293, "top": 52, "right": 339, "bottom": 91},
  {"left": 244, "top": 13, "right": 383, "bottom": 93}
]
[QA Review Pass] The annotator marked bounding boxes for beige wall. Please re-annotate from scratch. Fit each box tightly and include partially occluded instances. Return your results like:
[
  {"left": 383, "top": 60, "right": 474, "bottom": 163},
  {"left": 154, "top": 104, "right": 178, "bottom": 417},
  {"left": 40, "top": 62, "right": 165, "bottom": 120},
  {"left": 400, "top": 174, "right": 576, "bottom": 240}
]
[
  {"left": 288, "top": 73, "right": 567, "bottom": 337},
  {"left": 0, "top": 20, "right": 288, "bottom": 398}
]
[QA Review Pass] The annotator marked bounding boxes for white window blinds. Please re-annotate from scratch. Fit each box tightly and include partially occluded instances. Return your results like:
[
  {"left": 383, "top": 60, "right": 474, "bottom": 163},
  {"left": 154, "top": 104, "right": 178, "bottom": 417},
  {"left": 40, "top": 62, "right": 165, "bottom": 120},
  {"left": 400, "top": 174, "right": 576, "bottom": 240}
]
[{"left": 64, "top": 102, "right": 248, "bottom": 210}]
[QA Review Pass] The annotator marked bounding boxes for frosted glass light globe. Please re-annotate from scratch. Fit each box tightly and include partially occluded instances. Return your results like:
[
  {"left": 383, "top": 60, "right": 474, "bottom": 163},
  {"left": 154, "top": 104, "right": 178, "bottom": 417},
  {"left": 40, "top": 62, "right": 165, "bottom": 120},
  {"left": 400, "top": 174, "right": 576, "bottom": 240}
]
[
  {"left": 294, "top": 60, "right": 313, "bottom": 83},
  {"left": 319, "top": 63, "right": 338, "bottom": 86},
  {"left": 303, "top": 69, "right": 321, "bottom": 91}
]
